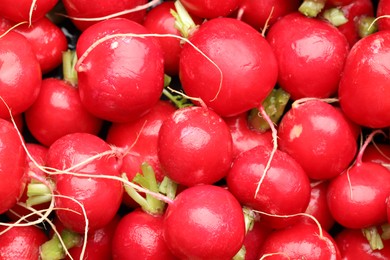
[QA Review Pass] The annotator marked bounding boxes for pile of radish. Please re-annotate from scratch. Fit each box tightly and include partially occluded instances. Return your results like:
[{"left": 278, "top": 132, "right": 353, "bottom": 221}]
[{"left": 2, "top": 0, "right": 390, "bottom": 259}]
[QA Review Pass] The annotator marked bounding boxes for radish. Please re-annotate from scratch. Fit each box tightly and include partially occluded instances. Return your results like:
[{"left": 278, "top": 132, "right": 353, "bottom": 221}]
[
  {"left": 362, "top": 143, "right": 390, "bottom": 170},
  {"left": 335, "top": 227, "right": 390, "bottom": 259},
  {"left": 237, "top": 0, "right": 301, "bottom": 31},
  {"left": 266, "top": 12, "right": 350, "bottom": 100},
  {"left": 377, "top": 0, "right": 390, "bottom": 31},
  {"left": 0, "top": 0, "right": 58, "bottom": 23},
  {"left": 106, "top": 100, "right": 176, "bottom": 207},
  {"left": 226, "top": 145, "right": 311, "bottom": 229},
  {"left": 158, "top": 106, "right": 233, "bottom": 187},
  {"left": 330, "top": 0, "right": 375, "bottom": 47},
  {"left": 62, "top": 0, "right": 148, "bottom": 31},
  {"left": 258, "top": 222, "right": 341, "bottom": 259},
  {"left": 0, "top": 16, "right": 68, "bottom": 74},
  {"left": 224, "top": 112, "right": 273, "bottom": 159},
  {"left": 75, "top": 18, "right": 165, "bottom": 123},
  {"left": 0, "top": 225, "right": 48, "bottom": 259},
  {"left": 277, "top": 99, "right": 357, "bottom": 180},
  {"left": 327, "top": 131, "right": 390, "bottom": 229},
  {"left": 0, "top": 118, "right": 26, "bottom": 214},
  {"left": 239, "top": 221, "right": 271, "bottom": 260},
  {"left": 179, "top": 16, "right": 278, "bottom": 117},
  {"left": 338, "top": 30, "right": 390, "bottom": 128},
  {"left": 300, "top": 181, "right": 336, "bottom": 231},
  {"left": 163, "top": 184, "right": 245, "bottom": 259},
  {"left": 6, "top": 143, "right": 48, "bottom": 222},
  {"left": 44, "top": 132, "right": 124, "bottom": 233},
  {"left": 112, "top": 209, "right": 175, "bottom": 260},
  {"left": 0, "top": 31, "right": 41, "bottom": 119},
  {"left": 25, "top": 77, "right": 103, "bottom": 147},
  {"left": 143, "top": 1, "right": 198, "bottom": 76},
  {"left": 180, "top": 0, "right": 241, "bottom": 19}
]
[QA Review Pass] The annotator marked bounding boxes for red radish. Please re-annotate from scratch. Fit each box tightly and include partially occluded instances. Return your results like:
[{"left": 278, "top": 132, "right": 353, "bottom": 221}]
[
  {"left": 25, "top": 78, "right": 103, "bottom": 146},
  {"left": 62, "top": 0, "right": 147, "bottom": 31},
  {"left": 226, "top": 145, "right": 311, "bottom": 229},
  {"left": 179, "top": 17, "right": 278, "bottom": 117},
  {"left": 266, "top": 12, "right": 350, "bottom": 100},
  {"left": 339, "top": 30, "right": 390, "bottom": 128},
  {"left": 327, "top": 131, "right": 390, "bottom": 229},
  {"left": 258, "top": 222, "right": 341, "bottom": 259},
  {"left": 0, "top": 16, "right": 68, "bottom": 74},
  {"left": 6, "top": 143, "right": 49, "bottom": 222},
  {"left": 112, "top": 209, "right": 175, "bottom": 260},
  {"left": 0, "top": 118, "right": 26, "bottom": 214},
  {"left": 224, "top": 112, "right": 273, "bottom": 159},
  {"left": 327, "top": 0, "right": 355, "bottom": 6},
  {"left": 277, "top": 100, "right": 357, "bottom": 180},
  {"left": 237, "top": 0, "right": 301, "bottom": 31},
  {"left": 0, "top": 0, "right": 58, "bottom": 23},
  {"left": 377, "top": 0, "right": 390, "bottom": 31},
  {"left": 158, "top": 106, "right": 233, "bottom": 187},
  {"left": 106, "top": 100, "right": 176, "bottom": 183},
  {"left": 75, "top": 18, "right": 165, "bottom": 123},
  {"left": 143, "top": 1, "right": 195, "bottom": 76},
  {"left": 300, "top": 181, "right": 336, "bottom": 231},
  {"left": 0, "top": 225, "right": 48, "bottom": 259},
  {"left": 335, "top": 227, "right": 390, "bottom": 259},
  {"left": 362, "top": 143, "right": 390, "bottom": 171},
  {"left": 163, "top": 185, "right": 245, "bottom": 259},
  {"left": 45, "top": 132, "right": 124, "bottom": 233},
  {"left": 332, "top": 0, "right": 375, "bottom": 47},
  {"left": 0, "top": 31, "right": 41, "bottom": 119},
  {"left": 180, "top": 0, "right": 241, "bottom": 19},
  {"left": 240, "top": 221, "right": 272, "bottom": 260}
]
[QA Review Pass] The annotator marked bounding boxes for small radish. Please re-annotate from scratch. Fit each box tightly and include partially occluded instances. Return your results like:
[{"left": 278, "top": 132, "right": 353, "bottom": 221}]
[
  {"left": 362, "top": 143, "right": 390, "bottom": 171},
  {"left": 180, "top": 0, "right": 241, "bottom": 19},
  {"left": 0, "top": 225, "right": 48, "bottom": 259},
  {"left": 0, "top": 118, "right": 26, "bottom": 214},
  {"left": 44, "top": 132, "right": 124, "bottom": 233},
  {"left": 327, "top": 131, "right": 390, "bottom": 229},
  {"left": 226, "top": 145, "right": 311, "bottom": 229},
  {"left": 0, "top": 0, "right": 58, "bottom": 23},
  {"left": 143, "top": 1, "right": 200, "bottom": 76},
  {"left": 266, "top": 12, "right": 350, "bottom": 100},
  {"left": 6, "top": 143, "right": 48, "bottom": 222},
  {"left": 0, "top": 31, "right": 41, "bottom": 119},
  {"left": 335, "top": 227, "right": 390, "bottom": 259},
  {"left": 224, "top": 112, "right": 272, "bottom": 159},
  {"left": 75, "top": 18, "right": 165, "bottom": 123},
  {"left": 0, "top": 16, "right": 68, "bottom": 74},
  {"left": 62, "top": 0, "right": 148, "bottom": 31},
  {"left": 112, "top": 209, "right": 175, "bottom": 260},
  {"left": 239, "top": 220, "right": 272, "bottom": 260},
  {"left": 338, "top": 30, "right": 390, "bottom": 128},
  {"left": 377, "top": 0, "right": 390, "bottom": 31},
  {"left": 300, "top": 181, "right": 336, "bottom": 231},
  {"left": 163, "top": 185, "right": 245, "bottom": 259},
  {"left": 277, "top": 99, "right": 357, "bottom": 180},
  {"left": 179, "top": 16, "right": 278, "bottom": 117},
  {"left": 158, "top": 106, "right": 233, "bottom": 187},
  {"left": 237, "top": 0, "right": 301, "bottom": 31},
  {"left": 25, "top": 76, "right": 103, "bottom": 147},
  {"left": 258, "top": 222, "right": 341, "bottom": 259}
]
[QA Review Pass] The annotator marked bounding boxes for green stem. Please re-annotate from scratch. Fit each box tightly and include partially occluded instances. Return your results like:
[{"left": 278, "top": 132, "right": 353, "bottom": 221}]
[
  {"left": 232, "top": 246, "right": 246, "bottom": 260},
  {"left": 123, "top": 162, "right": 169, "bottom": 215},
  {"left": 159, "top": 176, "right": 178, "bottom": 200},
  {"left": 381, "top": 223, "right": 390, "bottom": 240},
  {"left": 357, "top": 16, "right": 378, "bottom": 38},
  {"left": 162, "top": 88, "right": 193, "bottom": 108},
  {"left": 298, "top": 0, "right": 327, "bottom": 18},
  {"left": 26, "top": 181, "right": 52, "bottom": 207},
  {"left": 40, "top": 229, "right": 81, "bottom": 260},
  {"left": 362, "top": 226, "right": 384, "bottom": 250},
  {"left": 170, "top": 0, "right": 198, "bottom": 38},
  {"left": 248, "top": 88, "right": 290, "bottom": 132},
  {"left": 322, "top": 8, "right": 348, "bottom": 27},
  {"left": 62, "top": 50, "right": 78, "bottom": 86}
]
